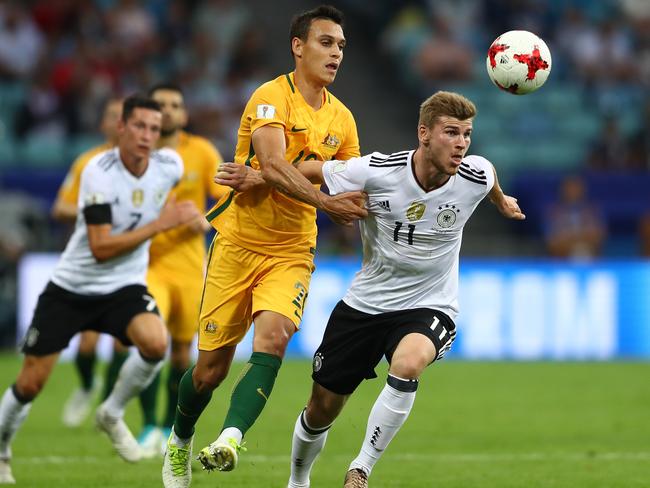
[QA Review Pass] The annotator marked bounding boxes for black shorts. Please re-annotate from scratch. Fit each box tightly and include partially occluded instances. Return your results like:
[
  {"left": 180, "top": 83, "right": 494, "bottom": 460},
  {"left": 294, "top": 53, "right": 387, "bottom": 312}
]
[
  {"left": 312, "top": 300, "right": 456, "bottom": 395},
  {"left": 21, "top": 281, "right": 160, "bottom": 356}
]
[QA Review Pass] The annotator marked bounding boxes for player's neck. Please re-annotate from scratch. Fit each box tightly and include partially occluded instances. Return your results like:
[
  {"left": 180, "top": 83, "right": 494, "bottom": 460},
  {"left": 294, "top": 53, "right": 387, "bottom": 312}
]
[
  {"left": 412, "top": 149, "right": 450, "bottom": 191},
  {"left": 119, "top": 149, "right": 149, "bottom": 177},
  {"left": 293, "top": 70, "right": 325, "bottom": 110},
  {"left": 158, "top": 130, "right": 180, "bottom": 149}
]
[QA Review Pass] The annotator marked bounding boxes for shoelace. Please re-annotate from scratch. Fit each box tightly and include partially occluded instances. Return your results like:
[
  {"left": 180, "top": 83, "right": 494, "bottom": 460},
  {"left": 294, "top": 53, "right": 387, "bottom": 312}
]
[
  {"left": 228, "top": 438, "right": 248, "bottom": 454},
  {"left": 345, "top": 469, "right": 368, "bottom": 488},
  {"left": 169, "top": 445, "right": 190, "bottom": 476}
]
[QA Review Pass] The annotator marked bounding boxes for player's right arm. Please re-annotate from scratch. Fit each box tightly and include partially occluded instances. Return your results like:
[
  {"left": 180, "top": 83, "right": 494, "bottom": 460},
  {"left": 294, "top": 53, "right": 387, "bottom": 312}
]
[
  {"left": 252, "top": 125, "right": 367, "bottom": 225},
  {"left": 86, "top": 197, "right": 200, "bottom": 262}
]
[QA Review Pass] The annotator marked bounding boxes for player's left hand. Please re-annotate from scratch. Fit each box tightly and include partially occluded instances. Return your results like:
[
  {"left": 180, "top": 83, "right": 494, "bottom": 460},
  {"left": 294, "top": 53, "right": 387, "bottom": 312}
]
[
  {"left": 497, "top": 195, "right": 526, "bottom": 220},
  {"left": 215, "top": 162, "right": 265, "bottom": 192}
]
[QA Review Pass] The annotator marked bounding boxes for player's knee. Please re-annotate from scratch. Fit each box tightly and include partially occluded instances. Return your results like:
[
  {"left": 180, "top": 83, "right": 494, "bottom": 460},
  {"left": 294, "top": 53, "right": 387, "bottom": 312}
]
[
  {"left": 193, "top": 364, "right": 228, "bottom": 393},
  {"left": 14, "top": 377, "right": 44, "bottom": 401},
  {"left": 390, "top": 354, "right": 428, "bottom": 380},
  {"left": 253, "top": 315, "right": 295, "bottom": 357},
  {"left": 137, "top": 337, "right": 167, "bottom": 361}
]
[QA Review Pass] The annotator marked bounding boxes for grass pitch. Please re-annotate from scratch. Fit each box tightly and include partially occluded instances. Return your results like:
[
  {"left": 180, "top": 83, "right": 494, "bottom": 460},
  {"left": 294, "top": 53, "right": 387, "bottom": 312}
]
[{"left": 1, "top": 354, "right": 648, "bottom": 487}]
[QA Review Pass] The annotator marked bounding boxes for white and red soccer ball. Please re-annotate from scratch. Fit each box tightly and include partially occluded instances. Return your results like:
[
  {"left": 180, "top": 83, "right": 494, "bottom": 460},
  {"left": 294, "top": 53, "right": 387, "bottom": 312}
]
[{"left": 486, "top": 30, "right": 552, "bottom": 95}]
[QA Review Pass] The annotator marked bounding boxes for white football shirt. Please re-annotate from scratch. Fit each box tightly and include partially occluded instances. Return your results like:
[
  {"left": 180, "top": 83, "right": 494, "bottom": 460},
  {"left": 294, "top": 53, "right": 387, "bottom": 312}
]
[
  {"left": 51, "top": 147, "right": 183, "bottom": 295},
  {"left": 322, "top": 150, "right": 494, "bottom": 319}
]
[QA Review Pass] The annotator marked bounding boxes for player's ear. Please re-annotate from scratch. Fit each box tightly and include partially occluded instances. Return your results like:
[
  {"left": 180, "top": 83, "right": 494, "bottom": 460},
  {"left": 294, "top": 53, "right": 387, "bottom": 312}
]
[
  {"left": 291, "top": 37, "right": 303, "bottom": 58},
  {"left": 417, "top": 124, "right": 430, "bottom": 145}
]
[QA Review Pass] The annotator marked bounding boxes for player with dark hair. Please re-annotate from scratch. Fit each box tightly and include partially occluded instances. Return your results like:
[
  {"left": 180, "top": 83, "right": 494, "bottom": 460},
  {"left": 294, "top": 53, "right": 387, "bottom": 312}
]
[
  {"left": 134, "top": 82, "right": 228, "bottom": 455},
  {"left": 0, "top": 96, "right": 200, "bottom": 484},
  {"left": 162, "top": 5, "right": 367, "bottom": 487},
  {"left": 53, "top": 97, "right": 131, "bottom": 429}
]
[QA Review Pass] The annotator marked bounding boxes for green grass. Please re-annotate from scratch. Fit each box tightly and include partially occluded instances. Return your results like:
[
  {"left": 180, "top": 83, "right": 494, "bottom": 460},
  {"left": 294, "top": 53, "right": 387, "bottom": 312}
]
[{"left": 1, "top": 354, "right": 649, "bottom": 487}]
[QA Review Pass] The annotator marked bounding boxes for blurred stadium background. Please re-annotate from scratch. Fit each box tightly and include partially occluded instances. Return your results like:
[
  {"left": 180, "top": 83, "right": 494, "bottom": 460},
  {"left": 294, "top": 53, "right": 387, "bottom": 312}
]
[
  {"left": 1, "top": 1, "right": 650, "bottom": 487},
  {"left": 1, "top": 0, "right": 649, "bottom": 358}
]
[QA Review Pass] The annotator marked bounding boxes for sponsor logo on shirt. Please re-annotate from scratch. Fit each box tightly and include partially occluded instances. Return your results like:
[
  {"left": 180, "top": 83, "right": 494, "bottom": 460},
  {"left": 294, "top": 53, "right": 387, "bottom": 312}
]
[
  {"left": 256, "top": 104, "right": 276, "bottom": 119},
  {"left": 376, "top": 200, "right": 391, "bottom": 211},
  {"left": 322, "top": 133, "right": 340, "bottom": 149},
  {"left": 436, "top": 204, "right": 459, "bottom": 228},
  {"left": 154, "top": 188, "right": 166, "bottom": 205},
  {"left": 132, "top": 189, "right": 144, "bottom": 207},
  {"left": 406, "top": 201, "right": 426, "bottom": 221}
]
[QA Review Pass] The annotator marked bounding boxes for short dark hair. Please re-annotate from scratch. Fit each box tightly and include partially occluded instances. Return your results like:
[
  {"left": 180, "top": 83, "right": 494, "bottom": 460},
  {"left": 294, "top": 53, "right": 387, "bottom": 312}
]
[
  {"left": 121, "top": 95, "right": 161, "bottom": 122},
  {"left": 289, "top": 5, "right": 344, "bottom": 55},
  {"left": 147, "top": 82, "right": 184, "bottom": 98}
]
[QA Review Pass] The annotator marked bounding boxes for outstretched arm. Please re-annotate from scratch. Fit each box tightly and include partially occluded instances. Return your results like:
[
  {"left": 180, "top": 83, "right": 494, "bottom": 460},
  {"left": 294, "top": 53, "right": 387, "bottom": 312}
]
[
  {"left": 250, "top": 126, "right": 366, "bottom": 225},
  {"left": 488, "top": 164, "right": 525, "bottom": 220},
  {"left": 215, "top": 159, "right": 326, "bottom": 191}
]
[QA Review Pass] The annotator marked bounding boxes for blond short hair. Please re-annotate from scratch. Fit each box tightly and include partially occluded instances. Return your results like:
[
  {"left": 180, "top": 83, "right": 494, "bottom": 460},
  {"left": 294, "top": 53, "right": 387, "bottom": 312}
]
[{"left": 419, "top": 91, "right": 477, "bottom": 127}]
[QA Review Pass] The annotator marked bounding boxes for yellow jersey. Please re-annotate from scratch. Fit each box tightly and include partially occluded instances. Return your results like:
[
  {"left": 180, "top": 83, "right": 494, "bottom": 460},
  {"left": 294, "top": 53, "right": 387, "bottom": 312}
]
[
  {"left": 206, "top": 72, "right": 360, "bottom": 258},
  {"left": 149, "top": 131, "right": 227, "bottom": 272},
  {"left": 56, "top": 143, "right": 113, "bottom": 206}
]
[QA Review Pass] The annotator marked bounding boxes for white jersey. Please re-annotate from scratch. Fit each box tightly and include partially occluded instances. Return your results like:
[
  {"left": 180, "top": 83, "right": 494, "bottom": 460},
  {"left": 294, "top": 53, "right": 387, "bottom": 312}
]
[
  {"left": 51, "top": 147, "right": 183, "bottom": 295},
  {"left": 322, "top": 150, "right": 494, "bottom": 319}
]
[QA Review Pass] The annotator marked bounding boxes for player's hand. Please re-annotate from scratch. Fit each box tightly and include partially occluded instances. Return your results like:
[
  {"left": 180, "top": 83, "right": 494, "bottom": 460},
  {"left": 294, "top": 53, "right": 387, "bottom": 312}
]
[
  {"left": 322, "top": 191, "right": 368, "bottom": 226},
  {"left": 496, "top": 194, "right": 526, "bottom": 220},
  {"left": 215, "top": 162, "right": 265, "bottom": 192},
  {"left": 185, "top": 215, "right": 211, "bottom": 234},
  {"left": 157, "top": 197, "right": 202, "bottom": 231}
]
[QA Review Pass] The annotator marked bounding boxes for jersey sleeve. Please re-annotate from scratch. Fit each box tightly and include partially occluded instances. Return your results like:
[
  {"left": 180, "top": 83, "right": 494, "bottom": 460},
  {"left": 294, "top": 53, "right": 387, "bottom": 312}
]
[
  {"left": 334, "top": 109, "right": 361, "bottom": 160},
  {"left": 464, "top": 155, "right": 495, "bottom": 195},
  {"left": 247, "top": 82, "right": 288, "bottom": 133},
  {"left": 322, "top": 154, "right": 371, "bottom": 195},
  {"left": 157, "top": 147, "right": 184, "bottom": 187},
  {"left": 79, "top": 161, "right": 115, "bottom": 209}
]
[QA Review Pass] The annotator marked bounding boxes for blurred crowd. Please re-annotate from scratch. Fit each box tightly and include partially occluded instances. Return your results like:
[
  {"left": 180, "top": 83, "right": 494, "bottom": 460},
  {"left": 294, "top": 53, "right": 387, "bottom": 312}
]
[
  {"left": 0, "top": 0, "right": 269, "bottom": 157},
  {"left": 0, "top": 0, "right": 272, "bottom": 344},
  {"left": 369, "top": 0, "right": 650, "bottom": 260},
  {"left": 1, "top": 0, "right": 649, "bottom": 289},
  {"left": 379, "top": 0, "right": 649, "bottom": 170}
]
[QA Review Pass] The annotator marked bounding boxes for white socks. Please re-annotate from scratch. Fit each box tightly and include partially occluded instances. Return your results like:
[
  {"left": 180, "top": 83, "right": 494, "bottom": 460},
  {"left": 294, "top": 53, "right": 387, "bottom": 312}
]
[
  {"left": 217, "top": 426, "right": 243, "bottom": 445},
  {"left": 102, "top": 352, "right": 162, "bottom": 418},
  {"left": 349, "top": 377, "right": 416, "bottom": 476},
  {"left": 0, "top": 387, "right": 32, "bottom": 459},
  {"left": 288, "top": 409, "right": 331, "bottom": 487}
]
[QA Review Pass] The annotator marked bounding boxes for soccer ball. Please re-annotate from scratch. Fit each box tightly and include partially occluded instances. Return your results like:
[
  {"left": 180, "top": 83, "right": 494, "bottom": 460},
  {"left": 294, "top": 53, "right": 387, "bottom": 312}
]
[{"left": 486, "top": 30, "right": 552, "bottom": 95}]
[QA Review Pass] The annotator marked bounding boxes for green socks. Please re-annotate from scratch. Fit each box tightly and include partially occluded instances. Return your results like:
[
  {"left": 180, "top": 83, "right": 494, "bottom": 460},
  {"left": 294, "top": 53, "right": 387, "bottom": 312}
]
[
  {"left": 172, "top": 353, "right": 282, "bottom": 440},
  {"left": 102, "top": 350, "right": 129, "bottom": 400},
  {"left": 74, "top": 351, "right": 96, "bottom": 392},
  {"left": 222, "top": 352, "right": 282, "bottom": 436},
  {"left": 174, "top": 366, "right": 212, "bottom": 439},
  {"left": 163, "top": 366, "right": 186, "bottom": 428},
  {"left": 139, "top": 370, "right": 161, "bottom": 426}
]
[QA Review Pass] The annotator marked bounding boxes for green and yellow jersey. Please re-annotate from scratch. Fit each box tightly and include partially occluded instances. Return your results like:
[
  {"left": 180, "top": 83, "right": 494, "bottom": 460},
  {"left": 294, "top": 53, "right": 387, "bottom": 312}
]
[{"left": 207, "top": 71, "right": 360, "bottom": 258}]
